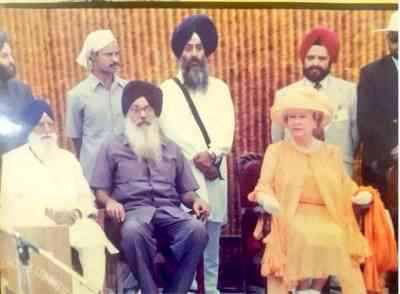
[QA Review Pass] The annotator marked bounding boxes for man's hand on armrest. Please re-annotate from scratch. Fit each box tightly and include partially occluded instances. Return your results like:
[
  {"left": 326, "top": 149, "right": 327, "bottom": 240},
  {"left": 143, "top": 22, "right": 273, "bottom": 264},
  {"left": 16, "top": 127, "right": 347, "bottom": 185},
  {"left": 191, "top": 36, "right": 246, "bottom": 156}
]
[
  {"left": 181, "top": 191, "right": 210, "bottom": 222},
  {"left": 95, "top": 189, "right": 125, "bottom": 223}
]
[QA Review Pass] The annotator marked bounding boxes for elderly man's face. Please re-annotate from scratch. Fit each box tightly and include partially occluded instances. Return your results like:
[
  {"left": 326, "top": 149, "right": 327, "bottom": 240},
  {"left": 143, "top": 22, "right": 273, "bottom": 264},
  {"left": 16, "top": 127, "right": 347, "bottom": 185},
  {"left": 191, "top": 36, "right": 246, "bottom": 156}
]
[
  {"left": 387, "top": 31, "right": 398, "bottom": 59},
  {"left": 127, "top": 97, "right": 156, "bottom": 126},
  {"left": 32, "top": 113, "right": 56, "bottom": 138},
  {"left": 303, "top": 45, "right": 331, "bottom": 83},
  {"left": 0, "top": 43, "right": 16, "bottom": 82},
  {"left": 91, "top": 41, "right": 120, "bottom": 75}
]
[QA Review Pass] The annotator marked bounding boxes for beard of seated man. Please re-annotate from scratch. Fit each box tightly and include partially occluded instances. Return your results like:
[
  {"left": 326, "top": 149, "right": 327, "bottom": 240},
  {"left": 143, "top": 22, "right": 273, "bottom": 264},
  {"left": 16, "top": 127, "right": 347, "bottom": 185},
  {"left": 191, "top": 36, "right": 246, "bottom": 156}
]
[
  {"left": 182, "top": 55, "right": 209, "bottom": 93},
  {"left": 125, "top": 117, "right": 164, "bottom": 163},
  {"left": 27, "top": 131, "right": 59, "bottom": 164}
]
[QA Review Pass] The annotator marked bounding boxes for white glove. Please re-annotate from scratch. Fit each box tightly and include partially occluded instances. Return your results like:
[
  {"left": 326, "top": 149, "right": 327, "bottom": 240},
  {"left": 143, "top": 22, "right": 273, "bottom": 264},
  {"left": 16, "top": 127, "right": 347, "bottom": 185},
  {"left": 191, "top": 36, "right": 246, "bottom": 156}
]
[
  {"left": 352, "top": 191, "right": 373, "bottom": 205},
  {"left": 257, "top": 192, "right": 281, "bottom": 215}
]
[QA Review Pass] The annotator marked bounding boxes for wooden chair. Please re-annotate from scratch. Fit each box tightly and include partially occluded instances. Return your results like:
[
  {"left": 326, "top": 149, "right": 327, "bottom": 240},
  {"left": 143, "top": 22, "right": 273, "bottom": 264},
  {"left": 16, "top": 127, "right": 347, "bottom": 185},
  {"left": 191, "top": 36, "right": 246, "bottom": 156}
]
[{"left": 237, "top": 153, "right": 270, "bottom": 292}]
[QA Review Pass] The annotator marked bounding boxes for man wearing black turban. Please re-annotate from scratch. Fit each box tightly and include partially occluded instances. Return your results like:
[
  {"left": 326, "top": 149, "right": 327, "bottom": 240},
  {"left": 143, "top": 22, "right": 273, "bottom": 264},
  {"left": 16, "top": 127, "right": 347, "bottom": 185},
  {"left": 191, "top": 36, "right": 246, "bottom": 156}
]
[
  {"left": 160, "top": 14, "right": 235, "bottom": 293},
  {"left": 91, "top": 80, "right": 210, "bottom": 294}
]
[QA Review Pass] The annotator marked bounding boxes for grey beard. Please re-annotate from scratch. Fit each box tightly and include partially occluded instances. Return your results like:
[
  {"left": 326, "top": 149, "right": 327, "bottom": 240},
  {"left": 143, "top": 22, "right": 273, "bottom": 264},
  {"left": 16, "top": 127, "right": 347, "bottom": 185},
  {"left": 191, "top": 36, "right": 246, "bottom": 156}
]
[
  {"left": 183, "top": 63, "right": 209, "bottom": 93},
  {"left": 125, "top": 119, "right": 163, "bottom": 163}
]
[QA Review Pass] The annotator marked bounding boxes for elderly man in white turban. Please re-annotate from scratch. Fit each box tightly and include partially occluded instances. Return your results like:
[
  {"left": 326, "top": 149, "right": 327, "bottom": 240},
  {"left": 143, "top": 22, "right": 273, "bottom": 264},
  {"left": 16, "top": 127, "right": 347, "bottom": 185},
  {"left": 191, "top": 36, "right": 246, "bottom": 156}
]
[
  {"left": 1, "top": 100, "right": 118, "bottom": 294},
  {"left": 66, "top": 29, "right": 127, "bottom": 182}
]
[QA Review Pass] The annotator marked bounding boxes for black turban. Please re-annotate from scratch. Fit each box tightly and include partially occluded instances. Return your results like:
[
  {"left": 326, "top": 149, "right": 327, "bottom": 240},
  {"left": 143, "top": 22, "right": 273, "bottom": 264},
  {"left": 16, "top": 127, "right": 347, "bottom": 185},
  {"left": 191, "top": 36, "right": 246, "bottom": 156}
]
[
  {"left": 171, "top": 14, "right": 218, "bottom": 58},
  {"left": 121, "top": 80, "right": 163, "bottom": 117},
  {"left": 20, "top": 99, "right": 54, "bottom": 132}
]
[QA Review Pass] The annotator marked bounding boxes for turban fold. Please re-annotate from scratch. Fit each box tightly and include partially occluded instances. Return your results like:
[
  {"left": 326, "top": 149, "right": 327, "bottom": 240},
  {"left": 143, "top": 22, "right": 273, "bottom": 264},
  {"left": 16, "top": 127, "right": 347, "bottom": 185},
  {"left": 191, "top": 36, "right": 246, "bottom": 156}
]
[
  {"left": 77, "top": 29, "right": 116, "bottom": 69},
  {"left": 20, "top": 99, "right": 54, "bottom": 132},
  {"left": 171, "top": 14, "right": 218, "bottom": 58},
  {"left": 122, "top": 80, "right": 163, "bottom": 117},
  {"left": 299, "top": 27, "right": 339, "bottom": 63}
]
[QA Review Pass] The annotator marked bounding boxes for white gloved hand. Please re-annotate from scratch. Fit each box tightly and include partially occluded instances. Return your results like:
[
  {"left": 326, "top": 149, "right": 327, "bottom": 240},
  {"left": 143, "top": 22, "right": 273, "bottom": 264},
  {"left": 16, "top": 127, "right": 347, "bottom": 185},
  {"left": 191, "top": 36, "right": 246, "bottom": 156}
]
[
  {"left": 352, "top": 191, "right": 373, "bottom": 205},
  {"left": 257, "top": 192, "right": 281, "bottom": 215}
]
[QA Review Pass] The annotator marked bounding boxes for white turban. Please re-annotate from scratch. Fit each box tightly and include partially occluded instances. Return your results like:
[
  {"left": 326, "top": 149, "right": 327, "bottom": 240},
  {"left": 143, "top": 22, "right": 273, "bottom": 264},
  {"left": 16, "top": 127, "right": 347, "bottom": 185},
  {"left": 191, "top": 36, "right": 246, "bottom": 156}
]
[{"left": 76, "top": 29, "right": 117, "bottom": 69}]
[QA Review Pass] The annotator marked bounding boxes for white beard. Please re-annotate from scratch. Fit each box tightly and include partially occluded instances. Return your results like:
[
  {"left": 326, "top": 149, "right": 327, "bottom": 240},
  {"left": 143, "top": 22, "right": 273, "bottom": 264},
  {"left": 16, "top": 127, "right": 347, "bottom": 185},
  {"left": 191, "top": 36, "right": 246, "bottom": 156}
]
[
  {"left": 124, "top": 118, "right": 163, "bottom": 163},
  {"left": 27, "top": 132, "right": 59, "bottom": 164}
]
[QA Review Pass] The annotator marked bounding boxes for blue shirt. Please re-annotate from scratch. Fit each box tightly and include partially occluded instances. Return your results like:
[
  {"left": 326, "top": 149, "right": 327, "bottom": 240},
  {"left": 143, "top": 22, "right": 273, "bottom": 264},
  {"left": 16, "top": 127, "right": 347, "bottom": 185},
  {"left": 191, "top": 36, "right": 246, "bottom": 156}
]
[
  {"left": 65, "top": 74, "right": 127, "bottom": 181},
  {"left": 90, "top": 135, "right": 199, "bottom": 221}
]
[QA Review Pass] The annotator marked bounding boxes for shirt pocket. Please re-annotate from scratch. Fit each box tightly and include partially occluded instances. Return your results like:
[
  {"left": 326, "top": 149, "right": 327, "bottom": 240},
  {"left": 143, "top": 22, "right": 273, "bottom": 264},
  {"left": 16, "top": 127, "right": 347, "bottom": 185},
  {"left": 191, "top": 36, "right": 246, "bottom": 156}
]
[
  {"left": 154, "top": 154, "right": 177, "bottom": 185},
  {"left": 115, "top": 154, "right": 147, "bottom": 183}
]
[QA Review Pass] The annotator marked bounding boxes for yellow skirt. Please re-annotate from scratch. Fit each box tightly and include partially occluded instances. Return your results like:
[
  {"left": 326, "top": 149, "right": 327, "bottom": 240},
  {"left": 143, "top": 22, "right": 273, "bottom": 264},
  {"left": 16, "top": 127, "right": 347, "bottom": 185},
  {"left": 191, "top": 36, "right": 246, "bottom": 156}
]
[{"left": 285, "top": 203, "right": 352, "bottom": 282}]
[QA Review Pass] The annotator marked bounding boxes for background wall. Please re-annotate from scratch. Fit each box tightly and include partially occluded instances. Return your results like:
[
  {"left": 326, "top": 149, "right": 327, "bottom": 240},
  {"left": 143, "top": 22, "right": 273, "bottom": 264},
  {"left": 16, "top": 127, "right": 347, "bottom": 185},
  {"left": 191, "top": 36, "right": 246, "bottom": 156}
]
[{"left": 0, "top": 6, "right": 394, "bottom": 234}]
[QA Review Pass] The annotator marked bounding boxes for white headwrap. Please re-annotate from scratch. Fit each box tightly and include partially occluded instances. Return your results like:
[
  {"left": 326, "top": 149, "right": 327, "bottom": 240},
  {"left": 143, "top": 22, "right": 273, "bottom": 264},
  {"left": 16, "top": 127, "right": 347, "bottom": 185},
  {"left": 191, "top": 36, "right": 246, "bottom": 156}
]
[{"left": 76, "top": 29, "right": 117, "bottom": 69}]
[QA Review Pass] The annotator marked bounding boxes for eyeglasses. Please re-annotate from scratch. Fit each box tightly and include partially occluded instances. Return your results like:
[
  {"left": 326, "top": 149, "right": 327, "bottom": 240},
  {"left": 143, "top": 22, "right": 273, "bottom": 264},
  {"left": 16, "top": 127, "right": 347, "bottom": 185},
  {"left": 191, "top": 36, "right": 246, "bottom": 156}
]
[{"left": 130, "top": 105, "right": 153, "bottom": 115}]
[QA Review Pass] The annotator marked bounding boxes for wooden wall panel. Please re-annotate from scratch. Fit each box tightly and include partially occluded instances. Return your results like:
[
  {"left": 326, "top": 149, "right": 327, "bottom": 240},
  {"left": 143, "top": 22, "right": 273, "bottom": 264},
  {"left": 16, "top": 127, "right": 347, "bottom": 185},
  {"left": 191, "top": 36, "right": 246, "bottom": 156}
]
[{"left": 0, "top": 7, "right": 393, "bottom": 234}]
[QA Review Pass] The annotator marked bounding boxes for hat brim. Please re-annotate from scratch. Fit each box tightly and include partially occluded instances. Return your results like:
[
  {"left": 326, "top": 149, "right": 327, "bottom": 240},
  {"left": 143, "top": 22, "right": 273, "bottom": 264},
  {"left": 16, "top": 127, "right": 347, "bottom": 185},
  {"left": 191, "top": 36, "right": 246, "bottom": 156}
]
[{"left": 271, "top": 106, "right": 333, "bottom": 128}]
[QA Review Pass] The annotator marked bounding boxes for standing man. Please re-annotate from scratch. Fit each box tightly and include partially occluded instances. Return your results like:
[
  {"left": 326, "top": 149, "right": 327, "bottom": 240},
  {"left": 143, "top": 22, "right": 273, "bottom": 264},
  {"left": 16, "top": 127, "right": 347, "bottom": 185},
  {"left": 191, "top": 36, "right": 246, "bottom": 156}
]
[
  {"left": 159, "top": 14, "right": 235, "bottom": 293},
  {"left": 66, "top": 29, "right": 127, "bottom": 181},
  {"left": 271, "top": 27, "right": 358, "bottom": 176},
  {"left": 357, "top": 14, "right": 398, "bottom": 294},
  {"left": 357, "top": 11, "right": 398, "bottom": 224},
  {"left": 0, "top": 29, "right": 34, "bottom": 155}
]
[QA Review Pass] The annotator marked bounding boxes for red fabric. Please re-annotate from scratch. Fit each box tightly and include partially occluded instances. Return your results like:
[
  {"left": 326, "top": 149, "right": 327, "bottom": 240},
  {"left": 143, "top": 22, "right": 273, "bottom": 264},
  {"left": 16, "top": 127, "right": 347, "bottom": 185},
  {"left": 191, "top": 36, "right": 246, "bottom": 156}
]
[
  {"left": 362, "top": 186, "right": 398, "bottom": 293},
  {"left": 299, "top": 27, "right": 339, "bottom": 63}
]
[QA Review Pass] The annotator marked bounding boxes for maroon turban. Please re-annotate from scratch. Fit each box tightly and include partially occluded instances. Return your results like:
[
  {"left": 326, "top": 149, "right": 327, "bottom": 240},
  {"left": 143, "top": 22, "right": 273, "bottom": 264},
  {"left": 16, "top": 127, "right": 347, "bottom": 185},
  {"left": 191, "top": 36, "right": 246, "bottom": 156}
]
[{"left": 299, "top": 27, "right": 340, "bottom": 63}]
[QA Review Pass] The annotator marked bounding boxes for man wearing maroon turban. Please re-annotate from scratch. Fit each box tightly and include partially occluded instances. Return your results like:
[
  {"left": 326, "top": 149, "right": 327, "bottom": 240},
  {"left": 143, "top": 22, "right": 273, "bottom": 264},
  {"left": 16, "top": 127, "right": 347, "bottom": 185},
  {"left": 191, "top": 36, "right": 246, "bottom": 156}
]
[
  {"left": 159, "top": 14, "right": 235, "bottom": 294},
  {"left": 271, "top": 27, "right": 358, "bottom": 176}
]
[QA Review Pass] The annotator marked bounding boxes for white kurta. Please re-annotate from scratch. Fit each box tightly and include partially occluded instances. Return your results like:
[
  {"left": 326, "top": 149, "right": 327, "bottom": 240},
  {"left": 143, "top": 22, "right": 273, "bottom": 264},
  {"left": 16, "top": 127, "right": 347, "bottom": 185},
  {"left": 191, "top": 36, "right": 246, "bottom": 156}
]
[
  {"left": 0, "top": 144, "right": 113, "bottom": 293},
  {"left": 159, "top": 74, "right": 235, "bottom": 223}
]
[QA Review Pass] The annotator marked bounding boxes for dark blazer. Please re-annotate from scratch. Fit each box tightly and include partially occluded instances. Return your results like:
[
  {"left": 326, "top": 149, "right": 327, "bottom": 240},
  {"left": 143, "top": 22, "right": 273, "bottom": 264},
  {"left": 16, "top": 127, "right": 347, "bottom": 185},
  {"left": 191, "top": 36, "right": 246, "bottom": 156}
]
[
  {"left": 0, "top": 78, "right": 34, "bottom": 154},
  {"left": 357, "top": 55, "right": 398, "bottom": 170}
]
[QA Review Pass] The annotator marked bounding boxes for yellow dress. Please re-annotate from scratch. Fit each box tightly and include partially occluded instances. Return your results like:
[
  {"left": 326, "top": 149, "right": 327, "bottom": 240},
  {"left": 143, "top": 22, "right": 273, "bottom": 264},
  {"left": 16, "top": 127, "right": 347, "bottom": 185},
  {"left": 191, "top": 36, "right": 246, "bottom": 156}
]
[{"left": 249, "top": 139, "right": 371, "bottom": 294}]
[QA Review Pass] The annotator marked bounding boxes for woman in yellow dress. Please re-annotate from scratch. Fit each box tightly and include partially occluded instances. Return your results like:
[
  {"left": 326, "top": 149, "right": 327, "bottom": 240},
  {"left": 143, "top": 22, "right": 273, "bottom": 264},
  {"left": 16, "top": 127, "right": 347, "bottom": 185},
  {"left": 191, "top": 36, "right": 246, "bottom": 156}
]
[{"left": 248, "top": 87, "right": 371, "bottom": 294}]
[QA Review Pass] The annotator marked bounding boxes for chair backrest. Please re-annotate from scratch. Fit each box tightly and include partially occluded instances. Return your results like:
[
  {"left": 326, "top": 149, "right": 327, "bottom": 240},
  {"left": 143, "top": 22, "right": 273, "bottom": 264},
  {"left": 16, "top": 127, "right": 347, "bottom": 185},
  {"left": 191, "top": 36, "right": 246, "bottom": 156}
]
[{"left": 237, "top": 153, "right": 263, "bottom": 209}]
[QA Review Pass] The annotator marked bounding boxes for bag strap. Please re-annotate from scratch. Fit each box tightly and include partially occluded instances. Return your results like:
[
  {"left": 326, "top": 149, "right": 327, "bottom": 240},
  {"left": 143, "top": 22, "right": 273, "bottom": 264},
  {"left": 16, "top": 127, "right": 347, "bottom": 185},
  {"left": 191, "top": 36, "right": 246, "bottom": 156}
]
[{"left": 172, "top": 77, "right": 211, "bottom": 148}]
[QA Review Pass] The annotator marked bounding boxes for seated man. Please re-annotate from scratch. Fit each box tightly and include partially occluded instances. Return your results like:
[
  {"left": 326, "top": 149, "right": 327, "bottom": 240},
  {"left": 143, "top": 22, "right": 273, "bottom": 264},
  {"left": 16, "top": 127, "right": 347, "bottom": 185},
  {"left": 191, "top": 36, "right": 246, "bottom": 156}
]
[
  {"left": 91, "top": 80, "right": 209, "bottom": 294},
  {"left": 0, "top": 99, "right": 115, "bottom": 294}
]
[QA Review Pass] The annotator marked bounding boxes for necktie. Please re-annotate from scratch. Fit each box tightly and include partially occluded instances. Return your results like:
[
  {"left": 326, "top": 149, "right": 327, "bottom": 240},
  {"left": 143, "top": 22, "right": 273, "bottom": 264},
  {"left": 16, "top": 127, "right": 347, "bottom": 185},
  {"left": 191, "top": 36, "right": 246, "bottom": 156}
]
[{"left": 314, "top": 82, "right": 322, "bottom": 90}]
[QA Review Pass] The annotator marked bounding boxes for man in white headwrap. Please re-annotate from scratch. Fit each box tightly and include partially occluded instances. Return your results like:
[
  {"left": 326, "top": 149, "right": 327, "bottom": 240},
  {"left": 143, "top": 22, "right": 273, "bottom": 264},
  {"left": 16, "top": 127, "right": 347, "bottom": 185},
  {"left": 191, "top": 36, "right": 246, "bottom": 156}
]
[
  {"left": 1, "top": 100, "right": 118, "bottom": 294},
  {"left": 66, "top": 29, "right": 127, "bottom": 182}
]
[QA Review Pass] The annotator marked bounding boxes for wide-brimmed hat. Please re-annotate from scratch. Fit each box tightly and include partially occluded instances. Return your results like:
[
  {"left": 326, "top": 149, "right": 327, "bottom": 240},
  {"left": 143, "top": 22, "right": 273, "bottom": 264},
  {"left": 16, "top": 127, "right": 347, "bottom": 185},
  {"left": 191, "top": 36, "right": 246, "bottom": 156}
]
[
  {"left": 375, "top": 11, "right": 398, "bottom": 32},
  {"left": 271, "top": 87, "right": 334, "bottom": 127}
]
